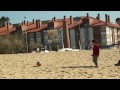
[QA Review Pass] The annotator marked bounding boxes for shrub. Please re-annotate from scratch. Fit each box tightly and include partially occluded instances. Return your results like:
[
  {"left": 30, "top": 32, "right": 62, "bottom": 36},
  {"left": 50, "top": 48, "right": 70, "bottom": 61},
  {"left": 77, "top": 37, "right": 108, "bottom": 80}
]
[
  {"left": 0, "top": 34, "right": 25, "bottom": 54},
  {"left": 29, "top": 41, "right": 40, "bottom": 51}
]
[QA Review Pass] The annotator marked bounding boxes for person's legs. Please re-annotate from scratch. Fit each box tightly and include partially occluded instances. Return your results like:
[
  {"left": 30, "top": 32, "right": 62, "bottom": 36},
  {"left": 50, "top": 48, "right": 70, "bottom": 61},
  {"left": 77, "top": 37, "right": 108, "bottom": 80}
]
[{"left": 93, "top": 55, "right": 98, "bottom": 67}]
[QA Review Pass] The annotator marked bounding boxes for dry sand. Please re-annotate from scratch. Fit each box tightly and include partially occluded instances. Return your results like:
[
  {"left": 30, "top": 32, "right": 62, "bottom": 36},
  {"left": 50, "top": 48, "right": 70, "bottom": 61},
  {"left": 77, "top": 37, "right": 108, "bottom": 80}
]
[{"left": 0, "top": 49, "right": 120, "bottom": 79}]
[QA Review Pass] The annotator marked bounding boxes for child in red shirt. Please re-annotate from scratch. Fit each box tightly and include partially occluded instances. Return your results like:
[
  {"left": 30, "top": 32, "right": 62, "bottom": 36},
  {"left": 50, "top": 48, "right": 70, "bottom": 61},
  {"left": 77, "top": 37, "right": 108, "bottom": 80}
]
[{"left": 91, "top": 40, "right": 100, "bottom": 68}]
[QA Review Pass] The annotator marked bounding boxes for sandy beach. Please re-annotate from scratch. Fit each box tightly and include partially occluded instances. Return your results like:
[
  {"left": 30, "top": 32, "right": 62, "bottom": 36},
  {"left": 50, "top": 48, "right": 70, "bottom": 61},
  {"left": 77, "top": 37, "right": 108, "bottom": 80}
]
[{"left": 0, "top": 49, "right": 120, "bottom": 79}]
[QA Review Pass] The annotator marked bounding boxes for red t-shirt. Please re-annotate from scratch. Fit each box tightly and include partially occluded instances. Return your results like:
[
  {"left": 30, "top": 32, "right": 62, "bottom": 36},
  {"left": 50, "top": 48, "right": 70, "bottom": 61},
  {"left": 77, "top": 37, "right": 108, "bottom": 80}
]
[{"left": 93, "top": 44, "right": 99, "bottom": 56}]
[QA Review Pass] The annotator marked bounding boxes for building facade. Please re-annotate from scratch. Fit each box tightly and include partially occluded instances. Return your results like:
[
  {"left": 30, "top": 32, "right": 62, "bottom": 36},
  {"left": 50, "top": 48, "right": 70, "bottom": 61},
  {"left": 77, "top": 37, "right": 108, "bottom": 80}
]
[{"left": 0, "top": 13, "right": 120, "bottom": 51}]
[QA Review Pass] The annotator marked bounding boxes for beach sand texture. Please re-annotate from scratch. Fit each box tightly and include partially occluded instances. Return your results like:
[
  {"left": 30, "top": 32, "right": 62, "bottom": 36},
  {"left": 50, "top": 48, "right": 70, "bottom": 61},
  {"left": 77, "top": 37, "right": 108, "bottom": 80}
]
[{"left": 0, "top": 49, "right": 120, "bottom": 79}]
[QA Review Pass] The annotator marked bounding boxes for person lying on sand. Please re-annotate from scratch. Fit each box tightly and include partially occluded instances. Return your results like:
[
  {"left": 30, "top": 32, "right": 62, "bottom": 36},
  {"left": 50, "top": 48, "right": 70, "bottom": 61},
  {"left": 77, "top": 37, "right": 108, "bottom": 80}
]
[{"left": 115, "top": 60, "right": 120, "bottom": 66}]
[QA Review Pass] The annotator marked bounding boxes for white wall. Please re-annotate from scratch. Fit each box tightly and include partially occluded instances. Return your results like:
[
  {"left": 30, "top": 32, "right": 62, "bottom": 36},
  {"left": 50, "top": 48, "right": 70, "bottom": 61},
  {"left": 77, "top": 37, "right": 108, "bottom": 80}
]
[
  {"left": 106, "top": 27, "right": 112, "bottom": 45},
  {"left": 101, "top": 26, "right": 118, "bottom": 46},
  {"left": 114, "top": 28, "right": 118, "bottom": 44}
]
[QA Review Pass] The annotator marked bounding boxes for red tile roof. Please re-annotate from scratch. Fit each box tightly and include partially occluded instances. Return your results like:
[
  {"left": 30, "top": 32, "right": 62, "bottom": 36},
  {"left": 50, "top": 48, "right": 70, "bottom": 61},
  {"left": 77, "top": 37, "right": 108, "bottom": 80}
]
[
  {"left": 20, "top": 16, "right": 120, "bottom": 34},
  {"left": 27, "top": 23, "right": 36, "bottom": 30},
  {"left": 1, "top": 15, "right": 120, "bottom": 35},
  {"left": 91, "top": 20, "right": 120, "bottom": 28},
  {"left": 26, "top": 18, "right": 79, "bottom": 32},
  {"left": 90, "top": 19, "right": 102, "bottom": 25},
  {"left": 48, "top": 18, "right": 80, "bottom": 29},
  {"left": 54, "top": 21, "right": 63, "bottom": 29},
  {"left": 27, "top": 24, "right": 47, "bottom": 33},
  {"left": 0, "top": 27, "right": 7, "bottom": 33},
  {"left": 107, "top": 23, "right": 120, "bottom": 28},
  {"left": 0, "top": 25, "right": 16, "bottom": 35},
  {"left": 80, "top": 16, "right": 120, "bottom": 28},
  {"left": 91, "top": 21, "right": 106, "bottom": 26},
  {"left": 68, "top": 20, "right": 82, "bottom": 29},
  {"left": 9, "top": 26, "right": 16, "bottom": 32},
  {"left": 48, "top": 18, "right": 71, "bottom": 23}
]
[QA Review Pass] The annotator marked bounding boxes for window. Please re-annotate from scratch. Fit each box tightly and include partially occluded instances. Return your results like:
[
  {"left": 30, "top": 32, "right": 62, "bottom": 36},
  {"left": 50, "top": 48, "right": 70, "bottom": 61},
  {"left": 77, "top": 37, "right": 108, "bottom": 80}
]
[
  {"left": 36, "top": 32, "right": 41, "bottom": 44},
  {"left": 30, "top": 38, "right": 34, "bottom": 42},
  {"left": 36, "top": 32, "right": 41, "bottom": 37},
  {"left": 29, "top": 33, "right": 34, "bottom": 43},
  {"left": 29, "top": 33, "right": 34, "bottom": 38}
]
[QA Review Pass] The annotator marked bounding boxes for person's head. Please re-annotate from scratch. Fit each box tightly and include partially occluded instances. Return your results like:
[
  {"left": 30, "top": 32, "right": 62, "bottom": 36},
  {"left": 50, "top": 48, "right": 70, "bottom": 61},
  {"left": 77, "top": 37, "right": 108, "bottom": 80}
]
[
  {"left": 92, "top": 40, "right": 98, "bottom": 45},
  {"left": 116, "top": 18, "right": 120, "bottom": 25}
]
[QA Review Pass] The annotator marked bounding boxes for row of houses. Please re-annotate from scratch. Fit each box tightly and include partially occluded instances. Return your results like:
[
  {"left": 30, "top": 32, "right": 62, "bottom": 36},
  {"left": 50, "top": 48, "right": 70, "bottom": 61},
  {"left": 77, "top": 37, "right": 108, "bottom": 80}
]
[{"left": 0, "top": 13, "right": 120, "bottom": 50}]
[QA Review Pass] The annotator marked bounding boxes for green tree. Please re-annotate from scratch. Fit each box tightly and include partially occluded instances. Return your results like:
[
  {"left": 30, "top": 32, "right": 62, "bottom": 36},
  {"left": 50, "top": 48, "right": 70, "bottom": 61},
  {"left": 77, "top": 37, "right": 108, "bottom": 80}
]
[{"left": 0, "top": 16, "right": 10, "bottom": 27}]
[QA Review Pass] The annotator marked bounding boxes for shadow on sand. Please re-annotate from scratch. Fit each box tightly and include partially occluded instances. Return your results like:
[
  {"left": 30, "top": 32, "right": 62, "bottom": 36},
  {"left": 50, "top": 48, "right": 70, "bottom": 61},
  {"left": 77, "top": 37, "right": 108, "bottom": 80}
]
[
  {"left": 33, "top": 66, "right": 41, "bottom": 67},
  {"left": 62, "top": 66, "right": 97, "bottom": 68}
]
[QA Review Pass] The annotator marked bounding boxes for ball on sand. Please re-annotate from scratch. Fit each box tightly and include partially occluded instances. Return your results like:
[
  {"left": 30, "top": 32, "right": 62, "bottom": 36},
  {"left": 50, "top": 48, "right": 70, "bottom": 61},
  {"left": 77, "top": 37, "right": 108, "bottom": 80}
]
[{"left": 36, "top": 61, "right": 41, "bottom": 66}]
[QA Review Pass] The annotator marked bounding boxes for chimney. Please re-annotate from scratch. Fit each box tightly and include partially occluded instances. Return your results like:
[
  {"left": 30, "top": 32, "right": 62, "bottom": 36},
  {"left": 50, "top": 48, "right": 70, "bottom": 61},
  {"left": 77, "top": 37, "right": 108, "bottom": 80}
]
[
  {"left": 7, "top": 22, "right": 9, "bottom": 31},
  {"left": 24, "top": 20, "right": 25, "bottom": 25},
  {"left": 63, "top": 20, "right": 70, "bottom": 48},
  {"left": 22, "top": 22, "right": 24, "bottom": 25},
  {"left": 27, "top": 21, "right": 29, "bottom": 26},
  {"left": 36, "top": 19, "right": 41, "bottom": 28},
  {"left": 64, "top": 16, "right": 66, "bottom": 20},
  {"left": 87, "top": 13, "right": 89, "bottom": 18},
  {"left": 33, "top": 19, "right": 35, "bottom": 24},
  {"left": 105, "top": 14, "right": 108, "bottom": 23},
  {"left": 53, "top": 17, "right": 56, "bottom": 21},
  {"left": 36, "top": 20, "right": 38, "bottom": 28},
  {"left": 40, "top": 20, "right": 42, "bottom": 27},
  {"left": 97, "top": 13, "right": 100, "bottom": 20},
  {"left": 108, "top": 15, "right": 110, "bottom": 23},
  {"left": 38, "top": 19, "right": 41, "bottom": 27},
  {"left": 70, "top": 16, "right": 73, "bottom": 24}
]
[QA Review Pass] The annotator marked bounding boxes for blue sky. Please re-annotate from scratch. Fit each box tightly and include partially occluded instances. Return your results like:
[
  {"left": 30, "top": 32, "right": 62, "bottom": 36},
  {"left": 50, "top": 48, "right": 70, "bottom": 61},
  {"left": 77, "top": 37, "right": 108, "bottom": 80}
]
[{"left": 0, "top": 11, "right": 120, "bottom": 24}]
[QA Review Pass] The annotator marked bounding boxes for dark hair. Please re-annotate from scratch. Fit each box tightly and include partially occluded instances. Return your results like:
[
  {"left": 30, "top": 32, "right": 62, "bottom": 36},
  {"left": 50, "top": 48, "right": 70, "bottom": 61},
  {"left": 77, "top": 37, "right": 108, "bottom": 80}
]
[
  {"left": 92, "top": 40, "right": 98, "bottom": 43},
  {"left": 116, "top": 18, "right": 120, "bottom": 22}
]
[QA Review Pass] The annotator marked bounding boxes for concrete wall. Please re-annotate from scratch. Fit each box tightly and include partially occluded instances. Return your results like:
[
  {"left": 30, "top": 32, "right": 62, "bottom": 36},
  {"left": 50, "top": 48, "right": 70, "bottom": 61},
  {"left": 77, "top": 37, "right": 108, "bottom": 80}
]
[
  {"left": 88, "top": 27, "right": 93, "bottom": 46},
  {"left": 80, "top": 28, "right": 85, "bottom": 49},
  {"left": 93, "top": 26, "right": 101, "bottom": 45},
  {"left": 70, "top": 29, "right": 76, "bottom": 49},
  {"left": 36, "top": 32, "right": 41, "bottom": 44},
  {"left": 29, "top": 32, "right": 34, "bottom": 43}
]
